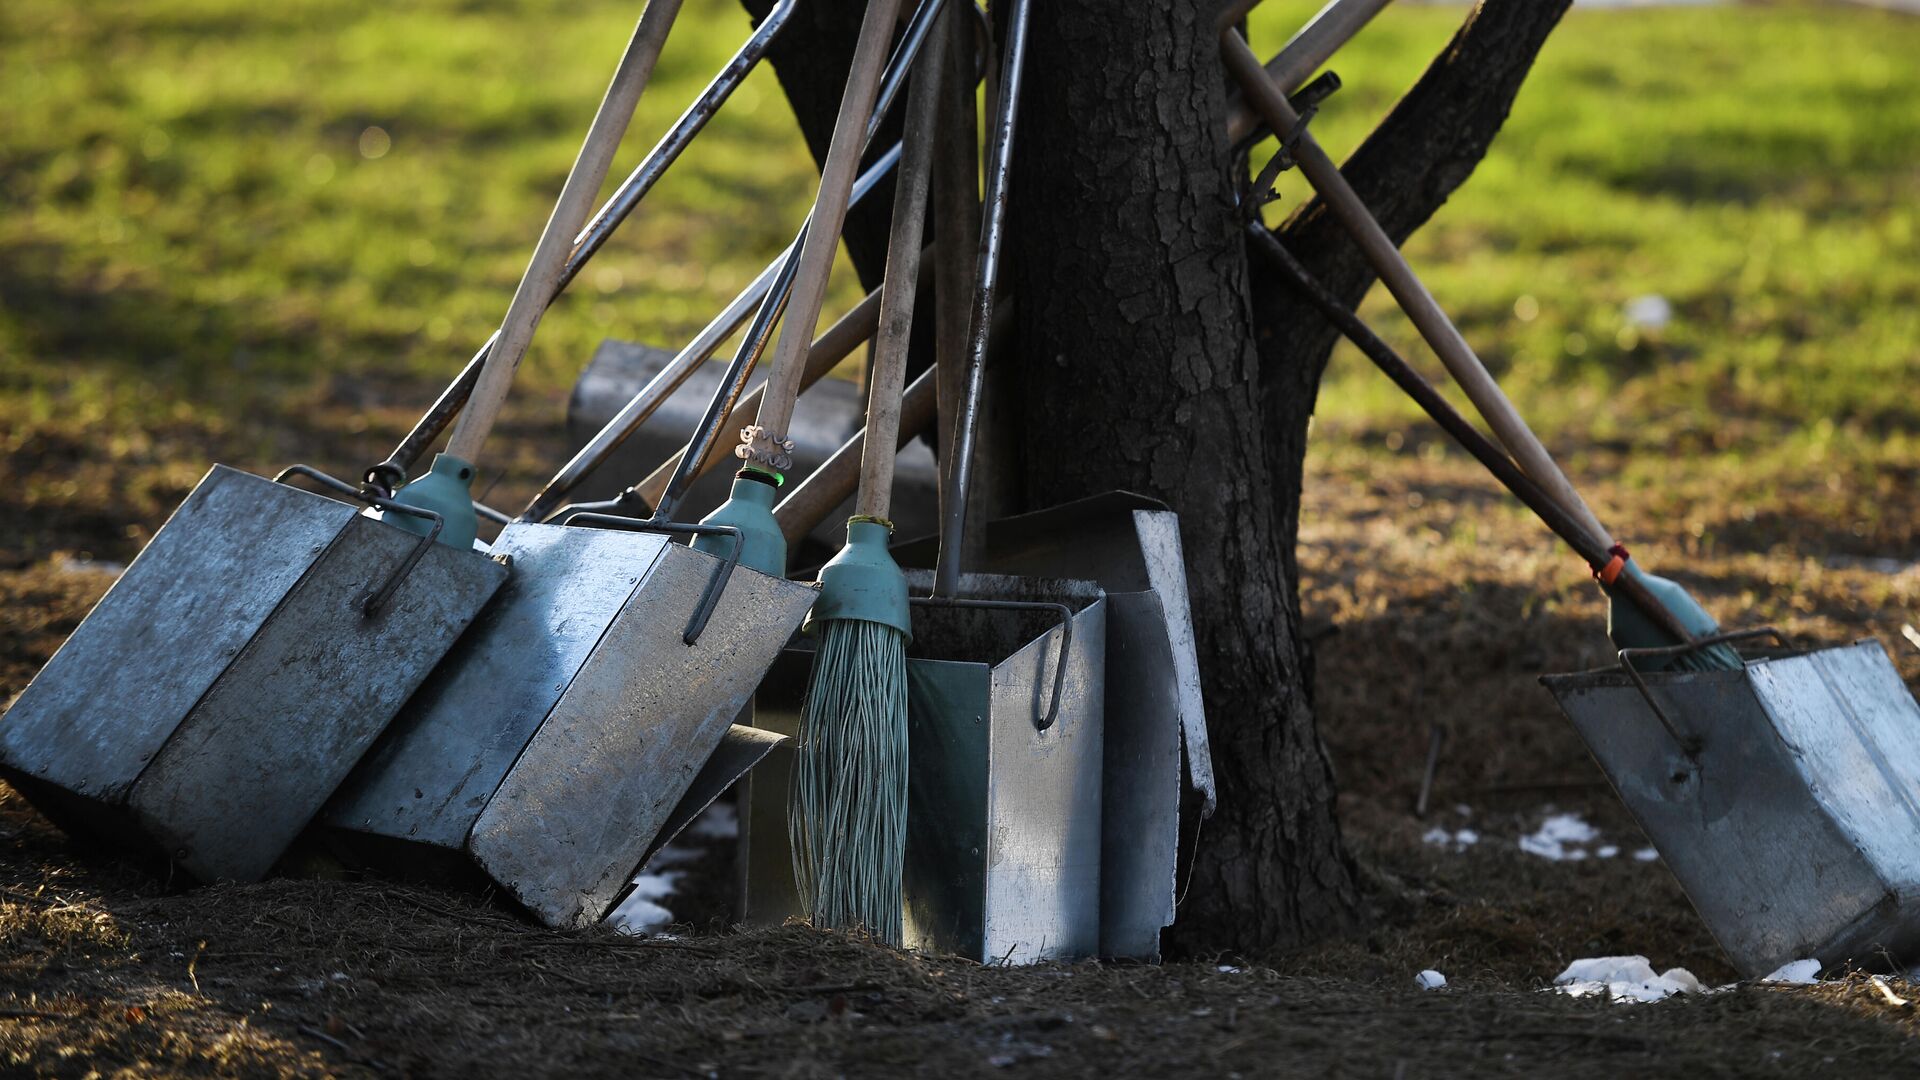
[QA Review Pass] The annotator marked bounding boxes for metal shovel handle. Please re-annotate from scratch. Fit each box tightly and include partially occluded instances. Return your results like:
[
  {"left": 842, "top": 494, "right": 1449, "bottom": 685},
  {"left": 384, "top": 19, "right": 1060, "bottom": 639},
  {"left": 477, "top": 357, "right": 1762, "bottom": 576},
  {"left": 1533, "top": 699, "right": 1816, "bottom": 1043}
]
[
  {"left": 1618, "top": 627, "right": 1793, "bottom": 758},
  {"left": 442, "top": 0, "right": 686, "bottom": 468},
  {"left": 368, "top": 0, "right": 784, "bottom": 494},
  {"left": 909, "top": 595, "right": 1074, "bottom": 732},
  {"left": 271, "top": 464, "right": 446, "bottom": 619},
  {"left": 1223, "top": 29, "right": 1615, "bottom": 552},
  {"left": 933, "top": 0, "right": 1030, "bottom": 601}
]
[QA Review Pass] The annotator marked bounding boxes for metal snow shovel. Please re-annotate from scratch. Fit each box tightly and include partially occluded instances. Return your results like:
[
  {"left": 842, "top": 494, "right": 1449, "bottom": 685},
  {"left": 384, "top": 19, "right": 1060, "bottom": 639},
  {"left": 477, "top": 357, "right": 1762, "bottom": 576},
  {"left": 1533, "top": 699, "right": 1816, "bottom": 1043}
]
[
  {"left": 0, "top": 0, "right": 687, "bottom": 882},
  {"left": 0, "top": 466, "right": 508, "bottom": 883},
  {"left": 1543, "top": 641, "right": 1920, "bottom": 977},
  {"left": 953, "top": 494, "right": 1212, "bottom": 962},
  {"left": 1253, "top": 226, "right": 1920, "bottom": 979},
  {"left": 318, "top": 299, "right": 819, "bottom": 925}
]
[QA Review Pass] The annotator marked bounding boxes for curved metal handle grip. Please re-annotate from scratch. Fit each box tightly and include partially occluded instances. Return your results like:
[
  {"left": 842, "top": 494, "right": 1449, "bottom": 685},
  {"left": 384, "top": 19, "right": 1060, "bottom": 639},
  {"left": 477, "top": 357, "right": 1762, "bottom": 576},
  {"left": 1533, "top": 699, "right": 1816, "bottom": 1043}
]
[
  {"left": 565, "top": 512, "right": 745, "bottom": 646},
  {"left": 1617, "top": 627, "right": 1794, "bottom": 758},
  {"left": 272, "top": 464, "right": 447, "bottom": 618},
  {"left": 909, "top": 595, "right": 1074, "bottom": 731}
]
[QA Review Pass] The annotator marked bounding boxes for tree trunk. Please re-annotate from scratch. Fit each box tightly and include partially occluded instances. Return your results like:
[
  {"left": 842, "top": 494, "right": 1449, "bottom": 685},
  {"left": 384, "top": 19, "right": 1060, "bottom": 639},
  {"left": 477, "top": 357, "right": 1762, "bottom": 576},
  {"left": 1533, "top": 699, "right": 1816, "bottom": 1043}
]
[
  {"left": 748, "top": 0, "right": 1569, "bottom": 956},
  {"left": 1009, "top": 0, "right": 1568, "bottom": 956}
]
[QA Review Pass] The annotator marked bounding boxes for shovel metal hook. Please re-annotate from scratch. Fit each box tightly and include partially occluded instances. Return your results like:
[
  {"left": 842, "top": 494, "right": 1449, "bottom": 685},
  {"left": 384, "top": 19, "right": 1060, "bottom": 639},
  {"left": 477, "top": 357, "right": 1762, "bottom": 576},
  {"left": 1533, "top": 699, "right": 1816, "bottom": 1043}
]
[
  {"left": 272, "top": 464, "right": 446, "bottom": 618},
  {"left": 564, "top": 512, "right": 744, "bottom": 646},
  {"left": 909, "top": 595, "right": 1074, "bottom": 731},
  {"left": 1617, "top": 626, "right": 1794, "bottom": 759}
]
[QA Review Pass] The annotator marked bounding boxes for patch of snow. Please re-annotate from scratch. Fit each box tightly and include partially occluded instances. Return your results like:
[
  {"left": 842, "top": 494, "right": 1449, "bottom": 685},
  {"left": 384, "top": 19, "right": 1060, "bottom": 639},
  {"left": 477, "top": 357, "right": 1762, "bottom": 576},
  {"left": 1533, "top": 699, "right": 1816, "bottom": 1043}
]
[
  {"left": 1519, "top": 813, "right": 1601, "bottom": 861},
  {"left": 645, "top": 843, "right": 704, "bottom": 868},
  {"left": 1424, "top": 826, "right": 1480, "bottom": 851},
  {"left": 56, "top": 555, "right": 125, "bottom": 577},
  {"left": 1415, "top": 969, "right": 1447, "bottom": 990},
  {"left": 1216, "top": 964, "right": 1243, "bottom": 974},
  {"left": 1760, "top": 958, "right": 1822, "bottom": 985},
  {"left": 1553, "top": 956, "right": 1706, "bottom": 1002},
  {"left": 689, "top": 801, "right": 738, "bottom": 840},
  {"left": 1633, "top": 847, "right": 1660, "bottom": 862},
  {"left": 608, "top": 869, "right": 683, "bottom": 934},
  {"left": 1597, "top": 845, "right": 1620, "bottom": 859}
]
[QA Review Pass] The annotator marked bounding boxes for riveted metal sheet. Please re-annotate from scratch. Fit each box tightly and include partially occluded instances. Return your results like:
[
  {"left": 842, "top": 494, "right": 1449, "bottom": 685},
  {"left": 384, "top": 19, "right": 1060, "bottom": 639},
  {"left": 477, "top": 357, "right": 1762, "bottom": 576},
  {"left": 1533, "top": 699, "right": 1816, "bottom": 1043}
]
[
  {"left": 1543, "top": 641, "right": 1920, "bottom": 976},
  {"left": 322, "top": 523, "right": 668, "bottom": 852},
  {"left": 126, "top": 509, "right": 508, "bottom": 883},
  {"left": 0, "top": 466, "right": 353, "bottom": 808},
  {"left": 469, "top": 546, "right": 817, "bottom": 928}
]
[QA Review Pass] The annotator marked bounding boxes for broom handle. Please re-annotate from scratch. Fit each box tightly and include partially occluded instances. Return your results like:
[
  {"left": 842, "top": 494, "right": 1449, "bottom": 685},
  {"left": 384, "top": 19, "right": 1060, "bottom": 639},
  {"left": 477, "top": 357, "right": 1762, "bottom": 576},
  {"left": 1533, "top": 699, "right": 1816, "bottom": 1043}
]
[
  {"left": 776, "top": 366, "right": 939, "bottom": 544},
  {"left": 1224, "top": 0, "right": 1394, "bottom": 144},
  {"left": 1246, "top": 225, "right": 1697, "bottom": 645},
  {"left": 933, "top": 0, "right": 1030, "bottom": 600},
  {"left": 739, "top": 0, "right": 911, "bottom": 470},
  {"left": 444, "top": 0, "right": 685, "bottom": 464},
  {"left": 857, "top": 13, "right": 946, "bottom": 521},
  {"left": 1222, "top": 31, "right": 1616, "bottom": 552}
]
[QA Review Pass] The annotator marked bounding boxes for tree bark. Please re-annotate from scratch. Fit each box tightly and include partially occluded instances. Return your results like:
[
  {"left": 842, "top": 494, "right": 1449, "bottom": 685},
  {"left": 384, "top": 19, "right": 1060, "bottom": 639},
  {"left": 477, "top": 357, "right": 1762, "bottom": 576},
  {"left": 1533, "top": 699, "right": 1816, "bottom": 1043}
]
[{"left": 747, "top": 0, "right": 1570, "bottom": 957}]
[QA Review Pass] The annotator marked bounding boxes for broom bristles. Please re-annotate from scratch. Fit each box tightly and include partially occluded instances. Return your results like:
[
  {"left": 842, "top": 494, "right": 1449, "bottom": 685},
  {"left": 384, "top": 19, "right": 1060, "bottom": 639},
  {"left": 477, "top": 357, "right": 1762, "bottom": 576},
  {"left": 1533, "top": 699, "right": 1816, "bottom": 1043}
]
[{"left": 790, "top": 616, "right": 909, "bottom": 945}]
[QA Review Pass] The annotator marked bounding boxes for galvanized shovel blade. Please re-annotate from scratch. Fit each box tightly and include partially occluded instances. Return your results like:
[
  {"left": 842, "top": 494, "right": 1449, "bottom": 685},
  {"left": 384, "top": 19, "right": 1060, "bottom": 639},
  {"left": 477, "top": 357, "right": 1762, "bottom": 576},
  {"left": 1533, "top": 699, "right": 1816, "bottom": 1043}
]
[
  {"left": 466, "top": 543, "right": 816, "bottom": 928},
  {"left": 323, "top": 522, "right": 672, "bottom": 858},
  {"left": 1543, "top": 640, "right": 1920, "bottom": 976},
  {"left": 0, "top": 465, "right": 509, "bottom": 882}
]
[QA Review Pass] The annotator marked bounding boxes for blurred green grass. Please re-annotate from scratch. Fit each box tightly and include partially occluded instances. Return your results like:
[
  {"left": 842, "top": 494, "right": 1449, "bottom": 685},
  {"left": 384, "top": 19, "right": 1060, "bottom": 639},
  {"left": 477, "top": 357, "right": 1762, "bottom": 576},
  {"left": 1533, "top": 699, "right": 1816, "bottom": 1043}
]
[
  {"left": 1247, "top": 0, "right": 1920, "bottom": 502},
  {"left": 0, "top": 0, "right": 1915, "bottom": 555}
]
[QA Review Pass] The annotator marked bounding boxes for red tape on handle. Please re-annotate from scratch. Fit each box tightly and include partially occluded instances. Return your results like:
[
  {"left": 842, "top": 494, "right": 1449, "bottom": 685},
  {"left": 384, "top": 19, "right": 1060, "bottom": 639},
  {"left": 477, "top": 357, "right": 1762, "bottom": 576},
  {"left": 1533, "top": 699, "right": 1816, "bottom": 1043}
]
[{"left": 1595, "top": 544, "right": 1630, "bottom": 586}]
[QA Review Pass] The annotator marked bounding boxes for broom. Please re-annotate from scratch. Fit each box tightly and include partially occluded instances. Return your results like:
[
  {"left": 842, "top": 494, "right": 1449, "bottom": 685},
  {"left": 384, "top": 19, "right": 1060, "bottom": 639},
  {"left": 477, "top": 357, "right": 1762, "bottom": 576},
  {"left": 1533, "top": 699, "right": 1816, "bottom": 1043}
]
[{"left": 789, "top": 12, "right": 946, "bottom": 945}]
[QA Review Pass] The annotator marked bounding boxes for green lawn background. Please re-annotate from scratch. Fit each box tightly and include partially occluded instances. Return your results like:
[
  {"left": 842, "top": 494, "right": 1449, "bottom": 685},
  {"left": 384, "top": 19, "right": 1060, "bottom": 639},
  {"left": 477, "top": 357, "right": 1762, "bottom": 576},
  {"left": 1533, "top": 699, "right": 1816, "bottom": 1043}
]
[{"left": 1, "top": 0, "right": 1914, "bottom": 556}]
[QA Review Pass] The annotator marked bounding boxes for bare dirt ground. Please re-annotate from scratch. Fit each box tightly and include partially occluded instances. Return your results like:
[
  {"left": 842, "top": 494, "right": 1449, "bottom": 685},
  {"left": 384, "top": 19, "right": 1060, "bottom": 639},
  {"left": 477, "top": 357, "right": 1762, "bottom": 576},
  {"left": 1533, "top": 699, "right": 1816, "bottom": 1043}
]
[{"left": 4, "top": 410, "right": 1920, "bottom": 1077}]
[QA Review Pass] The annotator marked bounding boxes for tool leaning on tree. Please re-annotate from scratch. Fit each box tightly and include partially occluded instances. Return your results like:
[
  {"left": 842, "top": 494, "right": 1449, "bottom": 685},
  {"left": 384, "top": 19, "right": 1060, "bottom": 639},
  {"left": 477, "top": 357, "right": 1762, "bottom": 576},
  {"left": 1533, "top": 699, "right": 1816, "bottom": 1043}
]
[{"left": 1221, "top": 25, "right": 1739, "bottom": 672}]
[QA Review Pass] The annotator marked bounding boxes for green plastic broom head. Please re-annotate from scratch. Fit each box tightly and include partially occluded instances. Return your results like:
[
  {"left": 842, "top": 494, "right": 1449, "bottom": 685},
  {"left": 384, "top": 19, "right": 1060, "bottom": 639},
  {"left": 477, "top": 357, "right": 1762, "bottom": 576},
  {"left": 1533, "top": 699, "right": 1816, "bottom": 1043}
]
[
  {"left": 1602, "top": 558, "right": 1741, "bottom": 673},
  {"left": 807, "top": 518, "right": 911, "bottom": 640},
  {"left": 695, "top": 470, "right": 787, "bottom": 578},
  {"left": 388, "top": 452, "right": 478, "bottom": 551}
]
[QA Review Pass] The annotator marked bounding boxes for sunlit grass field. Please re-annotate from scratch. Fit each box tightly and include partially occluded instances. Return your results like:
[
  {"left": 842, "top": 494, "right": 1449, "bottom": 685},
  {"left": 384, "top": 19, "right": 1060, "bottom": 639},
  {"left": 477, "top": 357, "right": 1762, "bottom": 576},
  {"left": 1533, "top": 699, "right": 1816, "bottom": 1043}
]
[{"left": 1, "top": 0, "right": 1916, "bottom": 560}]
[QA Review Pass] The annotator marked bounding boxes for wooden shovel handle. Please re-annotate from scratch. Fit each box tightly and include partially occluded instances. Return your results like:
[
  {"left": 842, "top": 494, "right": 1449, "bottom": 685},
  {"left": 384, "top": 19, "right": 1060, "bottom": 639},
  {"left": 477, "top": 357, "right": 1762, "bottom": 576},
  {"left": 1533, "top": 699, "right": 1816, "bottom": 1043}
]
[
  {"left": 1221, "top": 30, "right": 1615, "bottom": 551},
  {"left": 445, "top": 0, "right": 685, "bottom": 464},
  {"left": 1247, "top": 224, "right": 1698, "bottom": 646},
  {"left": 748, "top": 0, "right": 910, "bottom": 452},
  {"left": 857, "top": 10, "right": 947, "bottom": 520}
]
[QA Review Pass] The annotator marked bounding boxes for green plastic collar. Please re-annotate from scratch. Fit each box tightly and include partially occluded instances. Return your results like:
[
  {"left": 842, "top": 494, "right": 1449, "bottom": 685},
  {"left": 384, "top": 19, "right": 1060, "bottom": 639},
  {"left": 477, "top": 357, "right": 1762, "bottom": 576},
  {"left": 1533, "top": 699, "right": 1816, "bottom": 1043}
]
[
  {"left": 695, "top": 475, "right": 786, "bottom": 577},
  {"left": 388, "top": 453, "right": 478, "bottom": 551},
  {"left": 808, "top": 518, "right": 911, "bottom": 639}
]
